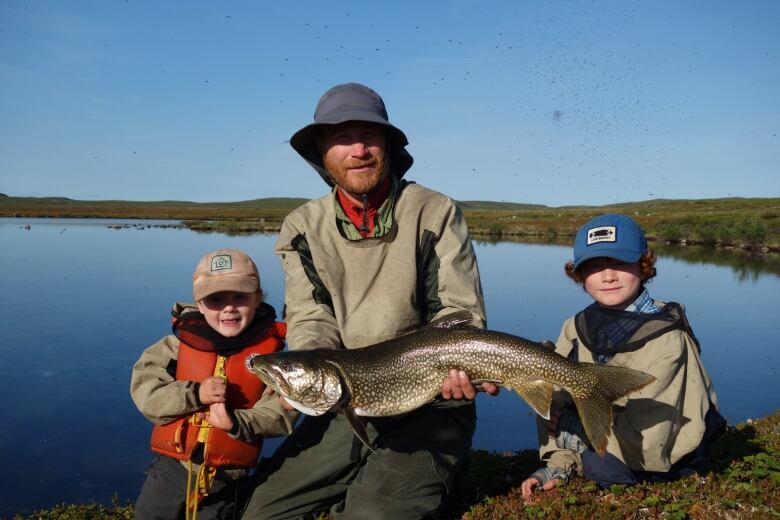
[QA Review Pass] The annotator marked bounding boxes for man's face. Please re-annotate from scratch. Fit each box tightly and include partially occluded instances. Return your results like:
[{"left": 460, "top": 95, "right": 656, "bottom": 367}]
[{"left": 319, "top": 121, "right": 387, "bottom": 197}]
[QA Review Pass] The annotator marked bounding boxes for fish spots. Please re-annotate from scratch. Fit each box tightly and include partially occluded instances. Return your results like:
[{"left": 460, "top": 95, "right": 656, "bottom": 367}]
[{"left": 248, "top": 327, "right": 653, "bottom": 456}]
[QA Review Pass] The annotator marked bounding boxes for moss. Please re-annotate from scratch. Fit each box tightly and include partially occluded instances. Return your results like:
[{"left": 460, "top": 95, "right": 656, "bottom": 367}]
[
  {"left": 456, "top": 410, "right": 780, "bottom": 519},
  {"left": 12, "top": 497, "right": 134, "bottom": 519},
  {"left": 15, "top": 410, "right": 780, "bottom": 519}
]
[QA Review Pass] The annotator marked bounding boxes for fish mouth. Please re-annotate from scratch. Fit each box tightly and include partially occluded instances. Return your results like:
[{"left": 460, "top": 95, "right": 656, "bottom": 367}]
[
  {"left": 248, "top": 356, "right": 292, "bottom": 396},
  {"left": 256, "top": 365, "right": 292, "bottom": 396}
]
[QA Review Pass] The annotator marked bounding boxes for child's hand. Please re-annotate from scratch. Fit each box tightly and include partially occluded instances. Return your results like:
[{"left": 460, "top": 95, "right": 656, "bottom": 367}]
[
  {"left": 199, "top": 376, "right": 227, "bottom": 405},
  {"left": 207, "top": 402, "right": 235, "bottom": 431},
  {"left": 521, "top": 477, "right": 563, "bottom": 499},
  {"left": 264, "top": 386, "right": 296, "bottom": 412}
]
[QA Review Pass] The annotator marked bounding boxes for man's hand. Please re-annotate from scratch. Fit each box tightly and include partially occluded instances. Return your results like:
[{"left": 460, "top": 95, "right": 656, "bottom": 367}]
[
  {"left": 199, "top": 376, "right": 227, "bottom": 405},
  {"left": 440, "top": 369, "right": 499, "bottom": 400}
]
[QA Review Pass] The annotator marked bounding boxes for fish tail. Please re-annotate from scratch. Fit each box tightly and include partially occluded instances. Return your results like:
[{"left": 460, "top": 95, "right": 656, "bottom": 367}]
[{"left": 569, "top": 364, "right": 656, "bottom": 456}]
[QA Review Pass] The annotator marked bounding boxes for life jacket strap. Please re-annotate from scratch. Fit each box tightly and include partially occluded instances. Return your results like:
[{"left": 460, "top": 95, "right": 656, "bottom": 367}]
[
  {"left": 190, "top": 354, "right": 228, "bottom": 440},
  {"left": 185, "top": 460, "right": 217, "bottom": 520},
  {"left": 173, "top": 422, "right": 185, "bottom": 454},
  {"left": 184, "top": 354, "right": 228, "bottom": 517}
]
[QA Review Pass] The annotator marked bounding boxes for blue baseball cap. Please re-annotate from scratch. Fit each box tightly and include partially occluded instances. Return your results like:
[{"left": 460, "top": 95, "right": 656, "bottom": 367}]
[{"left": 572, "top": 214, "right": 647, "bottom": 270}]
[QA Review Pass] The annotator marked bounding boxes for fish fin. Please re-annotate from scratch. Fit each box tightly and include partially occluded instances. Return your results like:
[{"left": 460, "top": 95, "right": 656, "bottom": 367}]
[
  {"left": 571, "top": 364, "right": 656, "bottom": 456},
  {"left": 282, "top": 397, "right": 331, "bottom": 416},
  {"left": 429, "top": 310, "right": 478, "bottom": 329},
  {"left": 541, "top": 340, "right": 556, "bottom": 350},
  {"left": 344, "top": 406, "right": 374, "bottom": 452},
  {"left": 323, "top": 360, "right": 375, "bottom": 452},
  {"left": 513, "top": 380, "right": 554, "bottom": 420}
]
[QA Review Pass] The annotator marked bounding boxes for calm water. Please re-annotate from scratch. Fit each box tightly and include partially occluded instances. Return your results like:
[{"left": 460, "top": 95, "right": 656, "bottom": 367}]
[{"left": 1, "top": 218, "right": 778, "bottom": 517}]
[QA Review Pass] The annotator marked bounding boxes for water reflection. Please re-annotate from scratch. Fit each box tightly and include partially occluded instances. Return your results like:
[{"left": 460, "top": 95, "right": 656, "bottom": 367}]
[
  {"left": 475, "top": 234, "right": 780, "bottom": 281},
  {"left": 0, "top": 218, "right": 778, "bottom": 517},
  {"left": 653, "top": 243, "right": 780, "bottom": 281},
  {"left": 473, "top": 235, "right": 570, "bottom": 247}
]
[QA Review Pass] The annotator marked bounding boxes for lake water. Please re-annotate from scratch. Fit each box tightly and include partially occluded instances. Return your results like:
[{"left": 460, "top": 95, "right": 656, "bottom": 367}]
[{"left": 1, "top": 218, "right": 778, "bottom": 517}]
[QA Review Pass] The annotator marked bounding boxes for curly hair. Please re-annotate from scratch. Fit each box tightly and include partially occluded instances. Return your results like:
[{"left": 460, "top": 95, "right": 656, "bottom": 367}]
[{"left": 564, "top": 250, "right": 657, "bottom": 286}]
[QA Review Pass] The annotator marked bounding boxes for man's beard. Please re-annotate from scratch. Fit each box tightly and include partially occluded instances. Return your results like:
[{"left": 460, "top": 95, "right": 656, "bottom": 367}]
[{"left": 326, "top": 153, "right": 387, "bottom": 195}]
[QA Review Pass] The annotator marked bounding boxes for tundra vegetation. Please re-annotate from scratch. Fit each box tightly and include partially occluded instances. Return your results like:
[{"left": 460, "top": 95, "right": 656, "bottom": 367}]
[
  {"left": 2, "top": 194, "right": 779, "bottom": 250},
  {"left": 11, "top": 410, "right": 779, "bottom": 519}
]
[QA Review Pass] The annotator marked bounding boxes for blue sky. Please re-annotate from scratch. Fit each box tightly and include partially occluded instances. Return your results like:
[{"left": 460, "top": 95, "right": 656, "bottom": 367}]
[{"left": 1, "top": 1, "right": 778, "bottom": 206}]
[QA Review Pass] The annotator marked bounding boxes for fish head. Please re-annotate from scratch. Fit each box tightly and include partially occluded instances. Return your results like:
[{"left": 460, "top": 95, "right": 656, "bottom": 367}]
[{"left": 247, "top": 351, "right": 343, "bottom": 416}]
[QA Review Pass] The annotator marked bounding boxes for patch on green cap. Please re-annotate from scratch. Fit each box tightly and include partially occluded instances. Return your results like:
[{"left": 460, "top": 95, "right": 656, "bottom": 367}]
[{"left": 210, "top": 254, "right": 232, "bottom": 272}]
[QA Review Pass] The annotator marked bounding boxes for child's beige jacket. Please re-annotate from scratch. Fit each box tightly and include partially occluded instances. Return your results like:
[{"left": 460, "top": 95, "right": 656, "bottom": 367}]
[{"left": 538, "top": 302, "right": 720, "bottom": 474}]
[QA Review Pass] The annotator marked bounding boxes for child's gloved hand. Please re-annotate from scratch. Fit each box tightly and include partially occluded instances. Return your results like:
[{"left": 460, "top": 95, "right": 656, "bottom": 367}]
[{"left": 199, "top": 376, "right": 227, "bottom": 405}]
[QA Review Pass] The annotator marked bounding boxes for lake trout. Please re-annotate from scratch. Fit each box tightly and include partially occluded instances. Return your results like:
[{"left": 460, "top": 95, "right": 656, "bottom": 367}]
[{"left": 247, "top": 311, "right": 656, "bottom": 455}]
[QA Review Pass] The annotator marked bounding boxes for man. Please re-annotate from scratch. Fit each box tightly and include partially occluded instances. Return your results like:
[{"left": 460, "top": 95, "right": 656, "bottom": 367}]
[{"left": 242, "top": 83, "right": 494, "bottom": 519}]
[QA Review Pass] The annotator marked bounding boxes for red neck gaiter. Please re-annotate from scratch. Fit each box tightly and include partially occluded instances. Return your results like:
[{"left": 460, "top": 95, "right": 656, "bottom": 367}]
[{"left": 336, "top": 175, "right": 392, "bottom": 238}]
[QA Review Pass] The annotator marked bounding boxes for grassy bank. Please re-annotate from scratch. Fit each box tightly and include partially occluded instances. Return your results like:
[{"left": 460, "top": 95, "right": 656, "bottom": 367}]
[
  {"left": 3, "top": 194, "right": 779, "bottom": 251},
  {"left": 12, "top": 410, "right": 779, "bottom": 519},
  {"left": 0, "top": 195, "right": 780, "bottom": 251},
  {"left": 464, "top": 197, "right": 780, "bottom": 251},
  {"left": 0, "top": 194, "right": 306, "bottom": 225}
]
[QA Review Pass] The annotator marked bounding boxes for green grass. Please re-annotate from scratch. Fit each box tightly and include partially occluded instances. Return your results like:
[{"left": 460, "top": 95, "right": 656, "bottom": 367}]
[
  {"left": 444, "top": 410, "right": 780, "bottom": 519},
  {"left": 462, "top": 197, "right": 780, "bottom": 250},
  {"left": 12, "top": 411, "right": 780, "bottom": 519},
  {"left": 10, "top": 497, "right": 134, "bottom": 519},
  {"left": 4, "top": 194, "right": 778, "bottom": 250},
  {"left": 0, "top": 194, "right": 307, "bottom": 222}
]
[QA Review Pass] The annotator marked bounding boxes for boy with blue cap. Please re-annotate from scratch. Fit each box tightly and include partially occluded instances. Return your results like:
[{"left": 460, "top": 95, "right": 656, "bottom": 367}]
[{"left": 522, "top": 214, "right": 725, "bottom": 497}]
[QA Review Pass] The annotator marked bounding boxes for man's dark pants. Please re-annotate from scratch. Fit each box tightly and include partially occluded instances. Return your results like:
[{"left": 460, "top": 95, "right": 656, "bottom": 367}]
[{"left": 241, "top": 403, "right": 476, "bottom": 520}]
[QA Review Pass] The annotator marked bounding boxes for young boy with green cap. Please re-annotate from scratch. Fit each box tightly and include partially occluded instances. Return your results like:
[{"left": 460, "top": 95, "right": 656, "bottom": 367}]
[
  {"left": 521, "top": 214, "right": 725, "bottom": 498},
  {"left": 131, "top": 249, "right": 296, "bottom": 519}
]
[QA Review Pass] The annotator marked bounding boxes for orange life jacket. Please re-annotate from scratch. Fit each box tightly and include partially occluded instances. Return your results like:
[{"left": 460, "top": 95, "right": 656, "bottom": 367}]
[{"left": 150, "top": 321, "right": 286, "bottom": 468}]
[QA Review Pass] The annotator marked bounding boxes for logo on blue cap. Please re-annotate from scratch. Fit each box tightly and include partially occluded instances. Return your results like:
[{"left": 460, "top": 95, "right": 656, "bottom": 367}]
[
  {"left": 573, "top": 214, "right": 647, "bottom": 269},
  {"left": 586, "top": 226, "right": 616, "bottom": 245}
]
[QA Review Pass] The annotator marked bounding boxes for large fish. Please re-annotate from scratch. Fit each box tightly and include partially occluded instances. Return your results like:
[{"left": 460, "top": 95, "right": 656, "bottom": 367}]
[{"left": 247, "top": 311, "right": 655, "bottom": 455}]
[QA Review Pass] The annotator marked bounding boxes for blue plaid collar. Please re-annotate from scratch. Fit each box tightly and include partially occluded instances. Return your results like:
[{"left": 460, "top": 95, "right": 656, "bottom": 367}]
[
  {"left": 623, "top": 289, "right": 659, "bottom": 314},
  {"left": 594, "top": 289, "right": 659, "bottom": 364}
]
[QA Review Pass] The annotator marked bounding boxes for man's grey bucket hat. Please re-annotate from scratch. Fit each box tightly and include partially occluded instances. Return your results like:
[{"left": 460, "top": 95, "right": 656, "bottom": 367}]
[{"left": 290, "top": 83, "right": 414, "bottom": 186}]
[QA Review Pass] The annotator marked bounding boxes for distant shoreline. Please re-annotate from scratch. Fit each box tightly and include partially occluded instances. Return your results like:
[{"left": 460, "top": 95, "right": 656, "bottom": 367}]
[{"left": 2, "top": 194, "right": 779, "bottom": 251}]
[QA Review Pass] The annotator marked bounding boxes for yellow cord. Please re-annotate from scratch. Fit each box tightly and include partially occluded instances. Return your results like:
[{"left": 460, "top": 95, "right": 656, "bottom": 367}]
[
  {"left": 185, "top": 459, "right": 195, "bottom": 520},
  {"left": 184, "top": 355, "right": 228, "bottom": 519}
]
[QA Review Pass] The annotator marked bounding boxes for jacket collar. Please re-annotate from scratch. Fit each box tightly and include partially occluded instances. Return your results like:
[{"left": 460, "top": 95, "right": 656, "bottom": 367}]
[{"left": 333, "top": 176, "right": 400, "bottom": 241}]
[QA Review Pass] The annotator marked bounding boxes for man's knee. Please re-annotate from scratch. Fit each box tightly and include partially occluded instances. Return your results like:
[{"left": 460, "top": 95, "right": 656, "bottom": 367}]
[
  {"left": 337, "top": 480, "right": 444, "bottom": 520},
  {"left": 335, "top": 448, "right": 463, "bottom": 519}
]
